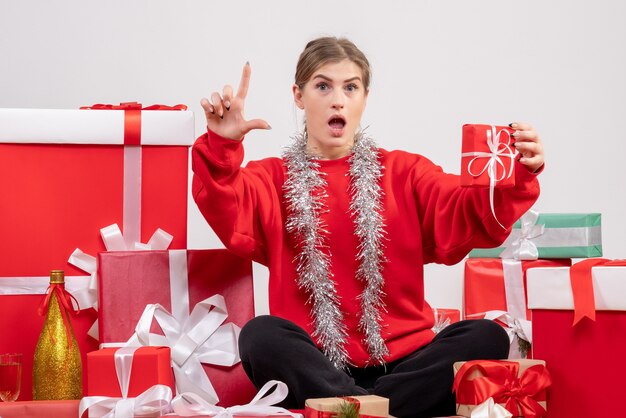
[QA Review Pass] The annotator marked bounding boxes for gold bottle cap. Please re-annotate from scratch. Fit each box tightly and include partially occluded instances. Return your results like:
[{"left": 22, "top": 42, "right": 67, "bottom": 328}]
[{"left": 50, "top": 270, "right": 65, "bottom": 284}]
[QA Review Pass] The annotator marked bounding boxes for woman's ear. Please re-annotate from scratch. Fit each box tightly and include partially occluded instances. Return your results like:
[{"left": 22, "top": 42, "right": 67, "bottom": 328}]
[{"left": 292, "top": 84, "right": 305, "bottom": 110}]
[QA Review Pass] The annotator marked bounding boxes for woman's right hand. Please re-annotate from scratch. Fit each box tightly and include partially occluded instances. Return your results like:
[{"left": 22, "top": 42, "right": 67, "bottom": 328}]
[{"left": 201, "top": 62, "right": 271, "bottom": 141}]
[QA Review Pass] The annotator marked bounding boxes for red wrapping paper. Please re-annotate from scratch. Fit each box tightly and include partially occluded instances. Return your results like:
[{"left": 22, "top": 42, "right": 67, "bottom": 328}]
[
  {"left": 0, "top": 147, "right": 188, "bottom": 401},
  {"left": 0, "top": 400, "right": 79, "bottom": 418},
  {"left": 97, "top": 249, "right": 257, "bottom": 407},
  {"left": 460, "top": 124, "right": 516, "bottom": 188},
  {"left": 463, "top": 258, "right": 571, "bottom": 320},
  {"left": 86, "top": 346, "right": 174, "bottom": 397},
  {"left": 527, "top": 263, "right": 626, "bottom": 417},
  {"left": 532, "top": 310, "right": 625, "bottom": 417},
  {"left": 0, "top": 144, "right": 188, "bottom": 277}
]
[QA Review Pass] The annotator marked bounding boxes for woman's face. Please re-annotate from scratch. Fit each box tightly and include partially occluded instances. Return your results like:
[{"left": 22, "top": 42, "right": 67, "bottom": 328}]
[{"left": 293, "top": 59, "right": 368, "bottom": 159}]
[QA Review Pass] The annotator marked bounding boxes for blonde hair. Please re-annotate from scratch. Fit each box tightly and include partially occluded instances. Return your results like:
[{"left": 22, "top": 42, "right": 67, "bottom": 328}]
[{"left": 295, "top": 37, "right": 371, "bottom": 90}]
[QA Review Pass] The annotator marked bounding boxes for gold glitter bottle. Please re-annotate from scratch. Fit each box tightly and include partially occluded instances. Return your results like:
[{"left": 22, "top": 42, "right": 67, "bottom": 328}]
[{"left": 32, "top": 270, "right": 82, "bottom": 400}]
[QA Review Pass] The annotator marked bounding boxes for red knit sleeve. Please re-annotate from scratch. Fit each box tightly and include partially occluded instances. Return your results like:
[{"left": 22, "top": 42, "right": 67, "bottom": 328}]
[
  {"left": 191, "top": 130, "right": 281, "bottom": 265},
  {"left": 412, "top": 157, "right": 541, "bottom": 265}
]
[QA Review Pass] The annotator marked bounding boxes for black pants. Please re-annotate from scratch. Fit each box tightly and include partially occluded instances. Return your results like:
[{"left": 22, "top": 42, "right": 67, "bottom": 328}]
[{"left": 239, "top": 315, "right": 509, "bottom": 418}]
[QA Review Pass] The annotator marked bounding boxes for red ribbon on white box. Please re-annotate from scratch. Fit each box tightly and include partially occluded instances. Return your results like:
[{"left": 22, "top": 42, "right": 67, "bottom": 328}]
[
  {"left": 124, "top": 250, "right": 240, "bottom": 404},
  {"left": 169, "top": 380, "right": 302, "bottom": 418},
  {"left": 78, "top": 346, "right": 173, "bottom": 418},
  {"left": 68, "top": 223, "right": 173, "bottom": 339},
  {"left": 461, "top": 125, "right": 518, "bottom": 229}
]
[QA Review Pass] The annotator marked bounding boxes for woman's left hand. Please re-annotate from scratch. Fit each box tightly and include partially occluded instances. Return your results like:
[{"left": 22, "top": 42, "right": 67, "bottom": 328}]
[{"left": 510, "top": 122, "right": 544, "bottom": 173}]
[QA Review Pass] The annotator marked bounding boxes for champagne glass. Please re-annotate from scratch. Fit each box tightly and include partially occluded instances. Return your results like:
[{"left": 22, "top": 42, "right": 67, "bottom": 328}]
[{"left": 0, "top": 353, "right": 22, "bottom": 402}]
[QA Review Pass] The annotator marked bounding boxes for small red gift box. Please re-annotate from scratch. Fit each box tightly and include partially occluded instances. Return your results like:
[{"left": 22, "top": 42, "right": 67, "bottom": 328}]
[
  {"left": 87, "top": 346, "right": 175, "bottom": 397},
  {"left": 464, "top": 258, "right": 571, "bottom": 321},
  {"left": 453, "top": 359, "right": 550, "bottom": 417},
  {"left": 432, "top": 308, "right": 460, "bottom": 333},
  {"left": 0, "top": 105, "right": 193, "bottom": 401},
  {"left": 97, "top": 249, "right": 256, "bottom": 407},
  {"left": 527, "top": 260, "right": 626, "bottom": 418},
  {"left": 460, "top": 124, "right": 516, "bottom": 188}
]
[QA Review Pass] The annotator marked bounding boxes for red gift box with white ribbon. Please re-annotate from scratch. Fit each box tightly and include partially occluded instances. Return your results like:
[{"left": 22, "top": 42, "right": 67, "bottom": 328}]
[
  {"left": 97, "top": 249, "right": 257, "bottom": 407},
  {"left": 464, "top": 258, "right": 571, "bottom": 321},
  {"left": 0, "top": 104, "right": 193, "bottom": 401},
  {"left": 460, "top": 124, "right": 518, "bottom": 228},
  {"left": 527, "top": 259, "right": 626, "bottom": 418}
]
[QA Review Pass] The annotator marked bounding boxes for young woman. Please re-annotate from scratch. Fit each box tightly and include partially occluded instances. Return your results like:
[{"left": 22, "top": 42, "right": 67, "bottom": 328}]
[{"left": 192, "top": 37, "right": 544, "bottom": 418}]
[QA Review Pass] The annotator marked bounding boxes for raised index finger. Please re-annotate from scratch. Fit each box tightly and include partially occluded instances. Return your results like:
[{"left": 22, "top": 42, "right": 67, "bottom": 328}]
[{"left": 236, "top": 62, "right": 251, "bottom": 99}]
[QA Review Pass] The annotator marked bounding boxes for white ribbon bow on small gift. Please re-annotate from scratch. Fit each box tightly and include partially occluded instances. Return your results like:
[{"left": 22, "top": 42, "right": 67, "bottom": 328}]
[
  {"left": 78, "top": 346, "right": 173, "bottom": 418},
  {"left": 482, "top": 310, "right": 532, "bottom": 359},
  {"left": 499, "top": 210, "right": 545, "bottom": 260},
  {"left": 470, "top": 397, "right": 513, "bottom": 418},
  {"left": 170, "top": 380, "right": 302, "bottom": 418},
  {"left": 68, "top": 223, "right": 173, "bottom": 338},
  {"left": 462, "top": 125, "right": 518, "bottom": 229},
  {"left": 126, "top": 294, "right": 240, "bottom": 404},
  {"left": 431, "top": 308, "right": 451, "bottom": 334}
]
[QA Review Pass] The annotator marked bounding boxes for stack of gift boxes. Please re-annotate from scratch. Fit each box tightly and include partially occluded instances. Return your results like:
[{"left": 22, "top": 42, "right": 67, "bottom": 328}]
[
  {"left": 0, "top": 104, "right": 260, "bottom": 415},
  {"left": 2, "top": 115, "right": 624, "bottom": 418},
  {"left": 456, "top": 125, "right": 623, "bottom": 417}
]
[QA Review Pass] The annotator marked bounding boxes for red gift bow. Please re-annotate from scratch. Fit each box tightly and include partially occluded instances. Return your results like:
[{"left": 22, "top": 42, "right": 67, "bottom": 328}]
[
  {"left": 80, "top": 102, "right": 187, "bottom": 145},
  {"left": 570, "top": 258, "right": 626, "bottom": 325},
  {"left": 453, "top": 360, "right": 551, "bottom": 418},
  {"left": 304, "top": 396, "right": 383, "bottom": 418},
  {"left": 38, "top": 283, "right": 80, "bottom": 349}
]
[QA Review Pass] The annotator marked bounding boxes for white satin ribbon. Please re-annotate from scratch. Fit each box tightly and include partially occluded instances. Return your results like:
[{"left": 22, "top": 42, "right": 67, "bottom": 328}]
[
  {"left": 79, "top": 346, "right": 172, "bottom": 418},
  {"left": 79, "top": 384, "right": 173, "bottom": 418},
  {"left": 125, "top": 256, "right": 240, "bottom": 405},
  {"left": 499, "top": 210, "right": 545, "bottom": 260},
  {"left": 170, "top": 380, "right": 302, "bottom": 418},
  {"left": 501, "top": 260, "right": 526, "bottom": 321},
  {"left": 114, "top": 347, "right": 140, "bottom": 399},
  {"left": 68, "top": 223, "right": 173, "bottom": 339},
  {"left": 0, "top": 276, "right": 90, "bottom": 296},
  {"left": 462, "top": 125, "right": 518, "bottom": 229},
  {"left": 482, "top": 310, "right": 532, "bottom": 359},
  {"left": 431, "top": 308, "right": 451, "bottom": 334},
  {"left": 470, "top": 397, "right": 512, "bottom": 418}
]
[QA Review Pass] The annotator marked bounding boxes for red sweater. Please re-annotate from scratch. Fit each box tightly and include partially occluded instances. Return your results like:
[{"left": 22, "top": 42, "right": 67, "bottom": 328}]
[{"left": 192, "top": 130, "right": 540, "bottom": 367}]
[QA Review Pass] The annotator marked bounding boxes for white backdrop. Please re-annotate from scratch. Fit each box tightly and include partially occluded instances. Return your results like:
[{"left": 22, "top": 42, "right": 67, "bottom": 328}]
[{"left": 2, "top": 0, "right": 625, "bottom": 312}]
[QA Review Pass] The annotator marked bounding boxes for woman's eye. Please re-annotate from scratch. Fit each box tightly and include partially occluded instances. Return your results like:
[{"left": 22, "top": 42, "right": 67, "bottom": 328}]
[
  {"left": 345, "top": 83, "right": 358, "bottom": 92},
  {"left": 316, "top": 82, "right": 329, "bottom": 91}
]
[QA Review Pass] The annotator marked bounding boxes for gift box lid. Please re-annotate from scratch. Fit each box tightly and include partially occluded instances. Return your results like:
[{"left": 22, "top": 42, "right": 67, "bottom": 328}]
[
  {"left": 527, "top": 266, "right": 626, "bottom": 310},
  {"left": 0, "top": 107, "right": 194, "bottom": 145}
]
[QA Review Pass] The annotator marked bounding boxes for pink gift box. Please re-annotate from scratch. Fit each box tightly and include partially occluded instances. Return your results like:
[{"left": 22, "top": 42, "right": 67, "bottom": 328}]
[{"left": 97, "top": 249, "right": 257, "bottom": 407}]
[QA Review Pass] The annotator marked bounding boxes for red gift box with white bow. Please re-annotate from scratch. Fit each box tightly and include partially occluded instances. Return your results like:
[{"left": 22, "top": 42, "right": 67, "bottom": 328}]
[
  {"left": 0, "top": 104, "right": 193, "bottom": 401},
  {"left": 97, "top": 249, "right": 257, "bottom": 407}
]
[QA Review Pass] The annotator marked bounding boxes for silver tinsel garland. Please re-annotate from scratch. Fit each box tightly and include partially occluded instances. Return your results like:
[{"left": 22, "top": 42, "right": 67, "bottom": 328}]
[{"left": 282, "top": 131, "right": 389, "bottom": 369}]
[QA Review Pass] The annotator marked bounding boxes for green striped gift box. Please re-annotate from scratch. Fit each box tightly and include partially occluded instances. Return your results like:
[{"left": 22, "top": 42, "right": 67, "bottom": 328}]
[{"left": 469, "top": 212, "right": 602, "bottom": 259}]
